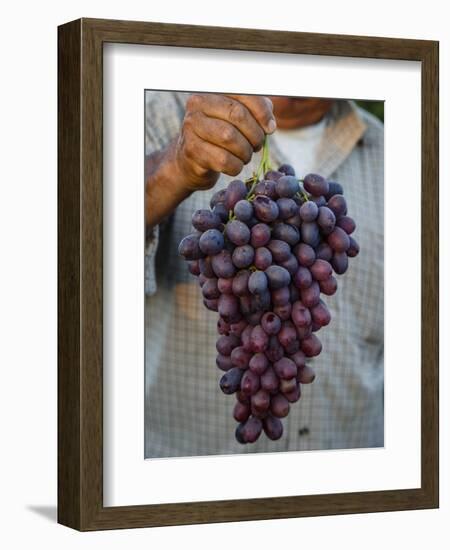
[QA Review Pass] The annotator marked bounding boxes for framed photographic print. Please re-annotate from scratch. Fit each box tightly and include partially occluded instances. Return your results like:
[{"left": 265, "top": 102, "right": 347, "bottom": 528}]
[{"left": 58, "top": 18, "right": 439, "bottom": 531}]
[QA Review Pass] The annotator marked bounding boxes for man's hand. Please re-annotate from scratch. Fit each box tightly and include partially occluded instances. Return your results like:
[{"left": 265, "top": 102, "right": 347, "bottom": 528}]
[
  {"left": 176, "top": 94, "right": 276, "bottom": 191},
  {"left": 146, "top": 94, "right": 276, "bottom": 230}
]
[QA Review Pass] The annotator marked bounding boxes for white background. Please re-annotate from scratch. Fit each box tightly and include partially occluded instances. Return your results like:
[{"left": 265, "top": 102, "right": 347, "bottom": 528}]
[
  {"left": 0, "top": 0, "right": 448, "bottom": 548},
  {"left": 103, "top": 45, "right": 421, "bottom": 506}
]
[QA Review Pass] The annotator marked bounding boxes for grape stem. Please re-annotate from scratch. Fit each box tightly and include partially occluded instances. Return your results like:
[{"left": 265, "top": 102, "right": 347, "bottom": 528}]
[{"left": 247, "top": 135, "right": 272, "bottom": 198}]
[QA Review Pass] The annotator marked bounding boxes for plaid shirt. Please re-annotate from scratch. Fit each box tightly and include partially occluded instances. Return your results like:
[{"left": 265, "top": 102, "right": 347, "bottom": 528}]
[{"left": 144, "top": 92, "right": 384, "bottom": 458}]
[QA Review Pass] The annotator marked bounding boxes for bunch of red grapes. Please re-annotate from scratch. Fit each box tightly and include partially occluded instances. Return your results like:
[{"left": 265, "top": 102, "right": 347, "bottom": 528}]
[{"left": 179, "top": 162, "right": 359, "bottom": 444}]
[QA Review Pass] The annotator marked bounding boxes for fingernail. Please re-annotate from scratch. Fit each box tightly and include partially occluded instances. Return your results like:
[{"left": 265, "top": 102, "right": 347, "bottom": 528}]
[{"left": 266, "top": 118, "right": 277, "bottom": 134}]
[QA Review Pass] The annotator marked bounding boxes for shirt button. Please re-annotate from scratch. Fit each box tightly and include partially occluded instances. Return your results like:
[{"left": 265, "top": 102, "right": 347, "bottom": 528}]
[{"left": 298, "top": 427, "right": 310, "bottom": 436}]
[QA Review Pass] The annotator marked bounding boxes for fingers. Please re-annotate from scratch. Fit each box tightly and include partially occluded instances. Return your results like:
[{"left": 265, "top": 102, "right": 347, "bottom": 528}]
[
  {"left": 186, "top": 93, "right": 267, "bottom": 151},
  {"left": 227, "top": 94, "right": 276, "bottom": 135},
  {"left": 186, "top": 110, "right": 254, "bottom": 164},
  {"left": 181, "top": 130, "right": 244, "bottom": 178}
]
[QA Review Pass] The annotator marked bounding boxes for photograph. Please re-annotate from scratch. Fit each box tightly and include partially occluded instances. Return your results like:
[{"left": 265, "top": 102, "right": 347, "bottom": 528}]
[{"left": 144, "top": 91, "right": 384, "bottom": 459}]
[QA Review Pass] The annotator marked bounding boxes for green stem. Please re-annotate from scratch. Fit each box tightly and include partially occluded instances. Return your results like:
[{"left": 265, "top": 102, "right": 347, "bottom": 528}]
[{"left": 247, "top": 136, "right": 272, "bottom": 197}]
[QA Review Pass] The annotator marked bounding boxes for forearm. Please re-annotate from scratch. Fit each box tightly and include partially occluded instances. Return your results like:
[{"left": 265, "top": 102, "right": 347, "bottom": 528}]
[{"left": 145, "top": 138, "right": 192, "bottom": 231}]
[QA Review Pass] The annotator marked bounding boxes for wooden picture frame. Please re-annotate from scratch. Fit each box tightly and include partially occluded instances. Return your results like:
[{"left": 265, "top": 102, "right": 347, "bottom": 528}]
[{"left": 58, "top": 17, "right": 439, "bottom": 531}]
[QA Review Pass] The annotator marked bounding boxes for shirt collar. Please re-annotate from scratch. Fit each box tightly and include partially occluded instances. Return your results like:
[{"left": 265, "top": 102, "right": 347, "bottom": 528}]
[{"left": 268, "top": 100, "right": 367, "bottom": 179}]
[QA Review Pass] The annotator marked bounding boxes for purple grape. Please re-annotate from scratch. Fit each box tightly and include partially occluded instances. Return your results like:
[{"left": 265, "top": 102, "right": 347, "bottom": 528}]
[
  {"left": 254, "top": 247, "right": 272, "bottom": 270},
  {"left": 327, "top": 194, "right": 347, "bottom": 217},
  {"left": 303, "top": 173, "right": 329, "bottom": 196},
  {"left": 251, "top": 389, "right": 271, "bottom": 413},
  {"left": 299, "top": 201, "right": 319, "bottom": 222},
  {"left": 211, "top": 250, "right": 236, "bottom": 278},
  {"left": 248, "top": 271, "right": 269, "bottom": 295},
  {"left": 253, "top": 196, "right": 279, "bottom": 222},
  {"left": 241, "top": 370, "right": 261, "bottom": 396},
  {"left": 219, "top": 367, "right": 243, "bottom": 394},
  {"left": 325, "top": 181, "right": 343, "bottom": 200},
  {"left": 300, "top": 280, "right": 320, "bottom": 307},
  {"left": 273, "top": 302, "right": 292, "bottom": 321},
  {"left": 289, "top": 284, "right": 300, "bottom": 302},
  {"left": 265, "top": 335, "right": 285, "bottom": 363},
  {"left": 264, "top": 170, "right": 283, "bottom": 182},
  {"left": 265, "top": 265, "right": 291, "bottom": 289},
  {"left": 347, "top": 236, "right": 360, "bottom": 257},
  {"left": 336, "top": 215, "right": 356, "bottom": 235},
  {"left": 284, "top": 383, "right": 301, "bottom": 403},
  {"left": 293, "top": 243, "right": 316, "bottom": 267},
  {"left": 213, "top": 202, "right": 228, "bottom": 223},
  {"left": 226, "top": 220, "right": 250, "bottom": 246},
  {"left": 331, "top": 251, "right": 349, "bottom": 274},
  {"left": 235, "top": 422, "right": 247, "bottom": 444},
  {"left": 327, "top": 227, "right": 350, "bottom": 252},
  {"left": 270, "top": 393, "right": 290, "bottom": 418},
  {"left": 199, "top": 228, "right": 224, "bottom": 255},
  {"left": 225, "top": 180, "right": 247, "bottom": 210},
  {"left": 234, "top": 199, "right": 254, "bottom": 222},
  {"left": 231, "top": 346, "right": 252, "bottom": 369},
  {"left": 301, "top": 222, "right": 320, "bottom": 247},
  {"left": 295, "top": 324, "right": 312, "bottom": 340},
  {"left": 239, "top": 295, "right": 253, "bottom": 316},
  {"left": 251, "top": 290, "right": 271, "bottom": 312},
  {"left": 290, "top": 350, "right": 306, "bottom": 370},
  {"left": 273, "top": 357, "right": 297, "bottom": 380},
  {"left": 250, "top": 223, "right": 271, "bottom": 247},
  {"left": 210, "top": 188, "right": 227, "bottom": 208},
  {"left": 267, "top": 240, "right": 291, "bottom": 262},
  {"left": 216, "top": 334, "right": 240, "bottom": 355},
  {"left": 217, "top": 277, "right": 233, "bottom": 294},
  {"left": 199, "top": 256, "right": 215, "bottom": 277},
  {"left": 229, "top": 319, "right": 247, "bottom": 337},
  {"left": 278, "top": 163, "right": 296, "bottom": 176},
  {"left": 276, "top": 175, "right": 299, "bottom": 198},
  {"left": 217, "top": 317, "right": 230, "bottom": 335},
  {"left": 285, "top": 212, "right": 302, "bottom": 227},
  {"left": 233, "top": 400, "right": 250, "bottom": 422},
  {"left": 284, "top": 339, "right": 300, "bottom": 355},
  {"left": 310, "top": 195, "right": 327, "bottom": 207},
  {"left": 192, "top": 209, "right": 222, "bottom": 231},
  {"left": 178, "top": 233, "right": 203, "bottom": 260},
  {"left": 260, "top": 366, "right": 279, "bottom": 393},
  {"left": 315, "top": 242, "right": 333, "bottom": 261},
  {"left": 232, "top": 270, "right": 250, "bottom": 296},
  {"left": 277, "top": 321, "right": 297, "bottom": 349},
  {"left": 232, "top": 244, "right": 254, "bottom": 269},
  {"left": 241, "top": 325, "right": 253, "bottom": 352},
  {"left": 263, "top": 415, "right": 283, "bottom": 440},
  {"left": 271, "top": 286, "right": 290, "bottom": 306},
  {"left": 301, "top": 334, "right": 322, "bottom": 357},
  {"left": 279, "top": 377, "right": 297, "bottom": 395},
  {"left": 279, "top": 254, "right": 299, "bottom": 275},
  {"left": 317, "top": 206, "right": 336, "bottom": 234},
  {"left": 293, "top": 266, "right": 312, "bottom": 289},
  {"left": 297, "top": 365, "right": 316, "bottom": 384},
  {"left": 218, "top": 294, "right": 239, "bottom": 321},
  {"left": 216, "top": 354, "right": 233, "bottom": 372},
  {"left": 198, "top": 273, "right": 207, "bottom": 287},
  {"left": 250, "top": 325, "right": 269, "bottom": 352},
  {"left": 188, "top": 260, "right": 200, "bottom": 276},
  {"left": 202, "top": 277, "right": 220, "bottom": 299},
  {"left": 272, "top": 223, "right": 300, "bottom": 246},
  {"left": 310, "top": 259, "right": 332, "bottom": 281},
  {"left": 261, "top": 312, "right": 282, "bottom": 335},
  {"left": 319, "top": 276, "right": 338, "bottom": 295},
  {"left": 310, "top": 299, "right": 331, "bottom": 327},
  {"left": 249, "top": 352, "right": 269, "bottom": 375},
  {"left": 242, "top": 416, "right": 263, "bottom": 443},
  {"left": 291, "top": 301, "right": 312, "bottom": 328},
  {"left": 203, "top": 298, "right": 218, "bottom": 311},
  {"left": 277, "top": 198, "right": 298, "bottom": 219},
  {"left": 254, "top": 179, "right": 277, "bottom": 198}
]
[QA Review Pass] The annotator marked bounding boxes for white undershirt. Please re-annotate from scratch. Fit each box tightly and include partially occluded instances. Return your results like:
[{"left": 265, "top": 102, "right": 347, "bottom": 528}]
[{"left": 273, "top": 116, "right": 327, "bottom": 177}]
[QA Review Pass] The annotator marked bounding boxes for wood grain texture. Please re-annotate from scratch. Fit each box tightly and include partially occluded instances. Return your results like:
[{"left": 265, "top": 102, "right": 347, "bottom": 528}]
[{"left": 57, "top": 18, "right": 439, "bottom": 531}]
